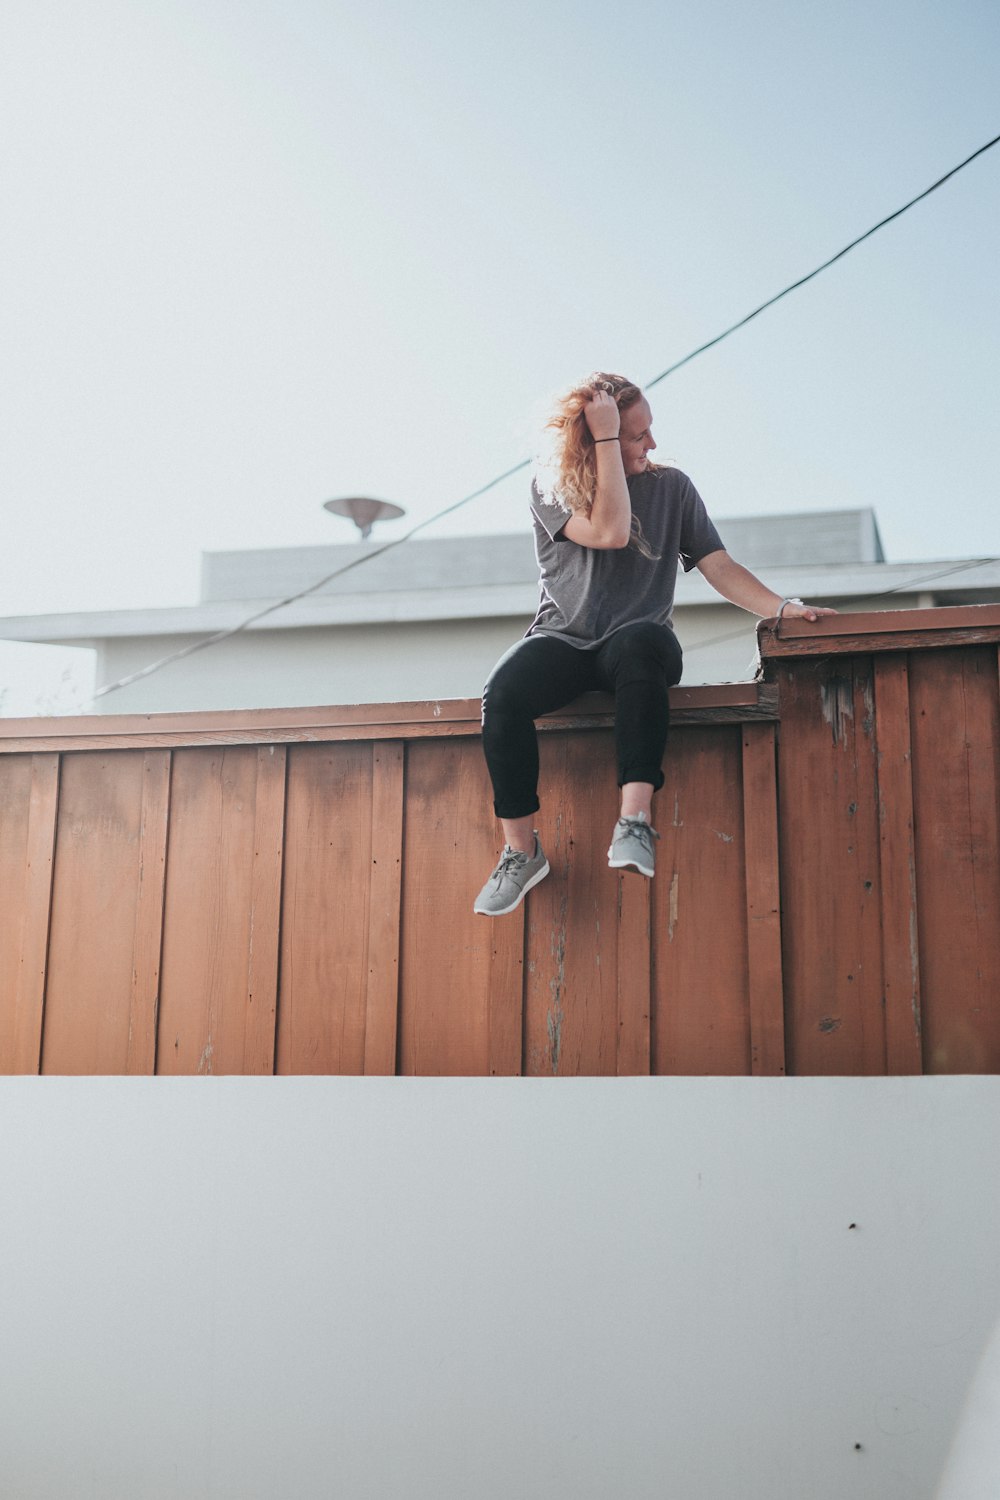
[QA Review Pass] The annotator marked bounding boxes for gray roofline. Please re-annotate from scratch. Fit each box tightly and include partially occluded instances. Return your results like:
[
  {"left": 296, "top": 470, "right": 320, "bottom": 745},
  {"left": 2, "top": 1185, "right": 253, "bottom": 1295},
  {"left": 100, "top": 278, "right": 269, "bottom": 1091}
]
[{"left": 2, "top": 558, "right": 999, "bottom": 645}]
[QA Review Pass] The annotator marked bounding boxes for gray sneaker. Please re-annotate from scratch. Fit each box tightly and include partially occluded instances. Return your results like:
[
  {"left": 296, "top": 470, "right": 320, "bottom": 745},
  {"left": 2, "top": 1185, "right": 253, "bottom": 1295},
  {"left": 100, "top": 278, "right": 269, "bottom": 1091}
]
[
  {"left": 607, "top": 812, "right": 660, "bottom": 877},
  {"left": 473, "top": 834, "right": 550, "bottom": 916}
]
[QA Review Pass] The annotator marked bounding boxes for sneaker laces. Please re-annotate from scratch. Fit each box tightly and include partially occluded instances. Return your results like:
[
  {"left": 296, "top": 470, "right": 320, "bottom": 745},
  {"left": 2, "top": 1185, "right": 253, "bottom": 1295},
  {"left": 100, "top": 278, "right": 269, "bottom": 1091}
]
[
  {"left": 617, "top": 816, "right": 660, "bottom": 849},
  {"left": 491, "top": 845, "right": 529, "bottom": 881}
]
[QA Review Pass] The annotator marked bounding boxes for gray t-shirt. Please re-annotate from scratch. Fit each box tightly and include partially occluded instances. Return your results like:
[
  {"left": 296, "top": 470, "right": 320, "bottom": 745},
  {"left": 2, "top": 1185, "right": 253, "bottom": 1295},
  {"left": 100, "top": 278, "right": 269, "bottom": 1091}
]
[{"left": 526, "top": 465, "right": 724, "bottom": 650}]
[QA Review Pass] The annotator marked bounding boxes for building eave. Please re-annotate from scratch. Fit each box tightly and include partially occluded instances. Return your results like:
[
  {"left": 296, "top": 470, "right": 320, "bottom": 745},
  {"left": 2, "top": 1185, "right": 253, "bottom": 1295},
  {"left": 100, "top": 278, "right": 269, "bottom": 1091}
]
[{"left": 2, "top": 559, "right": 1000, "bottom": 645}]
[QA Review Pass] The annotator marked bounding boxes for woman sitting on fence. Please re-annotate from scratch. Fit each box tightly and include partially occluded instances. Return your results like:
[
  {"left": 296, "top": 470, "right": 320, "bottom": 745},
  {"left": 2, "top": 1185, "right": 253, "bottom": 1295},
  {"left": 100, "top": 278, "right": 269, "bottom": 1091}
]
[{"left": 474, "top": 371, "right": 835, "bottom": 917}]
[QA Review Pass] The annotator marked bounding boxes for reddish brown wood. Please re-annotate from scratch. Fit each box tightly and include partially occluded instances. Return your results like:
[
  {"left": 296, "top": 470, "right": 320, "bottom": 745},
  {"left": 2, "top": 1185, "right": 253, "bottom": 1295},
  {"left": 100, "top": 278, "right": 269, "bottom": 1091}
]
[
  {"left": 616, "top": 875, "right": 651, "bottom": 1076},
  {"left": 3, "top": 611, "right": 1000, "bottom": 1079},
  {"left": 524, "top": 731, "right": 622, "bottom": 1076},
  {"left": 0, "top": 754, "right": 59, "bottom": 1074},
  {"left": 126, "top": 751, "right": 172, "bottom": 1075},
  {"left": 909, "top": 648, "right": 1000, "bottom": 1073},
  {"left": 0, "top": 756, "right": 35, "bottom": 1071},
  {"left": 652, "top": 727, "right": 750, "bottom": 1075},
  {"left": 42, "top": 753, "right": 149, "bottom": 1074},
  {"left": 364, "top": 742, "right": 405, "bottom": 1075},
  {"left": 741, "top": 724, "right": 786, "bottom": 1076},
  {"left": 0, "top": 683, "right": 778, "bottom": 755},
  {"left": 760, "top": 605, "right": 1000, "bottom": 661},
  {"left": 548, "top": 683, "right": 779, "bottom": 729},
  {"left": 872, "top": 658, "right": 922, "bottom": 1075},
  {"left": 157, "top": 747, "right": 280, "bottom": 1074},
  {"left": 275, "top": 743, "right": 373, "bottom": 1074},
  {"left": 244, "top": 746, "right": 286, "bottom": 1074},
  {"left": 397, "top": 738, "right": 499, "bottom": 1075},
  {"left": 0, "top": 697, "right": 485, "bottom": 747},
  {"left": 486, "top": 908, "right": 525, "bottom": 1077},
  {"left": 776, "top": 659, "right": 886, "bottom": 1075}
]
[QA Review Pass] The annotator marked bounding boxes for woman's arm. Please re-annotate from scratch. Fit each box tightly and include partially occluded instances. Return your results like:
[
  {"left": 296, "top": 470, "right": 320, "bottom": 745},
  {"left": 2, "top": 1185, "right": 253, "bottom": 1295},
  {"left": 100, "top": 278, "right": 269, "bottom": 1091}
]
[
  {"left": 560, "top": 390, "right": 631, "bottom": 550},
  {"left": 696, "top": 549, "right": 838, "bottom": 622}
]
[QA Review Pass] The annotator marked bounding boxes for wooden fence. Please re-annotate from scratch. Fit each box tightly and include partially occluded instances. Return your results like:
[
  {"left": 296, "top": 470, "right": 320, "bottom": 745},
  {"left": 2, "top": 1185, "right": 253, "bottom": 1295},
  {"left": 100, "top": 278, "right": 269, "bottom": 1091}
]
[{"left": 2, "top": 605, "right": 999, "bottom": 1075}]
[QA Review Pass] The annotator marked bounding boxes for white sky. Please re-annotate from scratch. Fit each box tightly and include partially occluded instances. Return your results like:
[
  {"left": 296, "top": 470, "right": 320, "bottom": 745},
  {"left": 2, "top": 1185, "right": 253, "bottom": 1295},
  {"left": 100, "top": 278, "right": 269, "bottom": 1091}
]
[{"left": 1, "top": 0, "right": 998, "bottom": 712}]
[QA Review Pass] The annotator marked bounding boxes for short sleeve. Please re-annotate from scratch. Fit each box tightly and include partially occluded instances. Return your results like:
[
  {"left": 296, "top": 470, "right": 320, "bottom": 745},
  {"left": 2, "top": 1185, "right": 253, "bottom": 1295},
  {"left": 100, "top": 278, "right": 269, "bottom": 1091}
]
[
  {"left": 530, "top": 481, "right": 573, "bottom": 542},
  {"left": 677, "top": 474, "right": 725, "bottom": 571}
]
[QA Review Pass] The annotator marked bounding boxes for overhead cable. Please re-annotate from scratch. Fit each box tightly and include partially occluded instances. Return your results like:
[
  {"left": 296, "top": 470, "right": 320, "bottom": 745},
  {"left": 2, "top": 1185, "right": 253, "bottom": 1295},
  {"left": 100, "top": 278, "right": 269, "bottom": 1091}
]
[
  {"left": 643, "top": 131, "right": 1000, "bottom": 389},
  {"left": 89, "top": 131, "right": 1000, "bottom": 704},
  {"left": 90, "top": 458, "right": 531, "bottom": 700},
  {"left": 683, "top": 555, "right": 1000, "bottom": 666}
]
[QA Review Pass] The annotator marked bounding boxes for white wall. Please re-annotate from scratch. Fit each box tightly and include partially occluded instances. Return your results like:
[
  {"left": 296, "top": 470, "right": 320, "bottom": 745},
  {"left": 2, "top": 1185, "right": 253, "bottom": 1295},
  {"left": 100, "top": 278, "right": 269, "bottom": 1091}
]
[
  {"left": 0, "top": 640, "right": 95, "bottom": 716},
  {"left": 94, "top": 618, "right": 533, "bottom": 713},
  {"left": 91, "top": 596, "right": 930, "bottom": 714},
  {"left": 936, "top": 1314, "right": 1000, "bottom": 1499},
  {"left": 0, "top": 1078, "right": 997, "bottom": 1500}
]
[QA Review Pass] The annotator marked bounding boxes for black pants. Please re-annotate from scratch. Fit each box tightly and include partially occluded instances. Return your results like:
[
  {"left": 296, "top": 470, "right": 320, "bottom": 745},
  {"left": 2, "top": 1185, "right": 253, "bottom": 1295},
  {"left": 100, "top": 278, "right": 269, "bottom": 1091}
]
[{"left": 481, "top": 622, "right": 684, "bottom": 819}]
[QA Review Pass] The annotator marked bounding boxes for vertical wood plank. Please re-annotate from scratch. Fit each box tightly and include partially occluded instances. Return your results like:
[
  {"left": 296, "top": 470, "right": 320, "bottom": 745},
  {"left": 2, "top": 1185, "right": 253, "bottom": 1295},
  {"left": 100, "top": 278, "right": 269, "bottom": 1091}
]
[
  {"left": 0, "top": 754, "right": 59, "bottom": 1074},
  {"left": 486, "top": 908, "right": 525, "bottom": 1076},
  {"left": 872, "top": 657, "right": 923, "bottom": 1075},
  {"left": 741, "top": 724, "right": 786, "bottom": 1076},
  {"left": 524, "top": 731, "right": 622, "bottom": 1076},
  {"left": 909, "top": 647, "right": 1000, "bottom": 1073},
  {"left": 615, "top": 875, "right": 651, "bottom": 1076},
  {"left": 364, "top": 741, "right": 404, "bottom": 1075},
  {"left": 244, "top": 745, "right": 286, "bottom": 1074},
  {"left": 276, "top": 743, "right": 373, "bottom": 1075},
  {"left": 157, "top": 747, "right": 276, "bottom": 1075},
  {"left": 398, "top": 738, "right": 499, "bottom": 1075},
  {"left": 126, "top": 750, "right": 172, "bottom": 1075},
  {"left": 42, "top": 753, "right": 148, "bottom": 1073},
  {"left": 776, "top": 659, "right": 886, "bottom": 1075},
  {"left": 652, "top": 727, "right": 751, "bottom": 1075}
]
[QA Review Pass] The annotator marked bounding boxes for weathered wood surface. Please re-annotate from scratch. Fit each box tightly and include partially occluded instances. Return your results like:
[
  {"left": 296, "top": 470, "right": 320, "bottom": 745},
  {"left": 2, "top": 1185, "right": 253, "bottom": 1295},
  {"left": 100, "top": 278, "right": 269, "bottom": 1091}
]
[
  {"left": 741, "top": 724, "right": 786, "bottom": 1076},
  {"left": 759, "top": 604, "right": 1000, "bottom": 660},
  {"left": 364, "top": 742, "right": 406, "bottom": 1075},
  {"left": 156, "top": 746, "right": 285, "bottom": 1075},
  {"left": 2, "top": 607, "right": 1000, "bottom": 1076},
  {"left": 41, "top": 753, "right": 154, "bottom": 1073},
  {"left": 908, "top": 648, "right": 1000, "bottom": 1073},
  {"left": 872, "top": 658, "right": 922, "bottom": 1075},
  {"left": 0, "top": 754, "right": 58, "bottom": 1072},
  {"left": 0, "top": 683, "right": 778, "bottom": 754},
  {"left": 776, "top": 658, "right": 887, "bottom": 1076},
  {"left": 275, "top": 743, "right": 373, "bottom": 1075},
  {"left": 652, "top": 726, "right": 751, "bottom": 1075},
  {"left": 524, "top": 731, "right": 623, "bottom": 1076}
]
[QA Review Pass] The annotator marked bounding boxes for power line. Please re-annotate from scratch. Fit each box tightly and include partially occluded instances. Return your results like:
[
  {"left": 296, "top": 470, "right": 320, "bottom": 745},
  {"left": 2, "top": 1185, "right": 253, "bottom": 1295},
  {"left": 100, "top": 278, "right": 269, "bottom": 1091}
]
[
  {"left": 682, "top": 555, "right": 1000, "bottom": 659},
  {"left": 644, "top": 131, "right": 1000, "bottom": 389},
  {"left": 89, "top": 131, "right": 1000, "bottom": 705},
  {"left": 90, "top": 458, "right": 531, "bottom": 700},
  {"left": 879, "top": 555, "right": 999, "bottom": 594}
]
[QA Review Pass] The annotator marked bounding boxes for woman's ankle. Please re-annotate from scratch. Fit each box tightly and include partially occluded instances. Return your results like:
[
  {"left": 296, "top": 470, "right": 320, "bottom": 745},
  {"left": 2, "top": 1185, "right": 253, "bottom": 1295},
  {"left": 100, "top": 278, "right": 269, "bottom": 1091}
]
[
  {"left": 500, "top": 815, "right": 536, "bottom": 854},
  {"left": 619, "top": 782, "right": 654, "bottom": 821}
]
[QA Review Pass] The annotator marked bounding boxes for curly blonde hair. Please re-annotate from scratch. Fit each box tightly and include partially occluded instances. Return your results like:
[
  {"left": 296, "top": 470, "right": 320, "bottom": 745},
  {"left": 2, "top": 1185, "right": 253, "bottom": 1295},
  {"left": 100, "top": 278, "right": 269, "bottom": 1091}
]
[{"left": 535, "top": 371, "right": 659, "bottom": 557}]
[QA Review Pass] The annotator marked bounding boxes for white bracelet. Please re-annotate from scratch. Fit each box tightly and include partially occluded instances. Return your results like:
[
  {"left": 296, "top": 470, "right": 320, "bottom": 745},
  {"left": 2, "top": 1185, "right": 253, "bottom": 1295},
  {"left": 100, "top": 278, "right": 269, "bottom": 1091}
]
[{"left": 775, "top": 597, "right": 805, "bottom": 620}]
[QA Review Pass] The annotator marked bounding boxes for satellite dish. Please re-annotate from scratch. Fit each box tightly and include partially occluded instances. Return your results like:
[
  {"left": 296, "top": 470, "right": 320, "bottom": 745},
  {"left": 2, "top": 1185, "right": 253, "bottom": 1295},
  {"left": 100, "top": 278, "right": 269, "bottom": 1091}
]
[{"left": 323, "top": 495, "right": 406, "bottom": 541}]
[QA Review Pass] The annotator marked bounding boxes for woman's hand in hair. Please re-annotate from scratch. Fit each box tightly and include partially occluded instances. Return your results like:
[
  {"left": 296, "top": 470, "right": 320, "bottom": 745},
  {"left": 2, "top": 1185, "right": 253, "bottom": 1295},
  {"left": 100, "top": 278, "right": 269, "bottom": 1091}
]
[{"left": 583, "top": 389, "right": 620, "bottom": 441}]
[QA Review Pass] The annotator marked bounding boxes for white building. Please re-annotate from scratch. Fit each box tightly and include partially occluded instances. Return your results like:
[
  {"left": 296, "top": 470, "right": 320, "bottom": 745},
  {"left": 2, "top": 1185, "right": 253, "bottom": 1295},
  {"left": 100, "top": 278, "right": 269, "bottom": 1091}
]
[{"left": 3, "top": 507, "right": 1000, "bottom": 714}]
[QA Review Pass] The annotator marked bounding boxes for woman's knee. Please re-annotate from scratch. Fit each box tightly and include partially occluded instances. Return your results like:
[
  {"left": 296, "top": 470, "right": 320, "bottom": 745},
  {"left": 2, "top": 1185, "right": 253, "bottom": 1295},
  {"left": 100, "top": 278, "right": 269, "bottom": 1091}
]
[
  {"left": 603, "top": 622, "right": 683, "bottom": 683},
  {"left": 482, "top": 656, "right": 533, "bottom": 722},
  {"left": 482, "top": 636, "right": 587, "bottom": 722}
]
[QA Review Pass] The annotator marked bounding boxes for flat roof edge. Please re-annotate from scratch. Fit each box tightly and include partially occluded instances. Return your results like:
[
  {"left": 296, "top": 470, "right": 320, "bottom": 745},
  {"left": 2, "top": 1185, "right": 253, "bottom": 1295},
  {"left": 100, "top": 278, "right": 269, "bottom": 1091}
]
[{"left": 4, "top": 557, "right": 1000, "bottom": 643}]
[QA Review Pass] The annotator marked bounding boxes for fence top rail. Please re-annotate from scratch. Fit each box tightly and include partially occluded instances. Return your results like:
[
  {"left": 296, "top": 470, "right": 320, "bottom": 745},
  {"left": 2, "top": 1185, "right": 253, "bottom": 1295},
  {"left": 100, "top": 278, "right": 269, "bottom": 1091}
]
[
  {"left": 0, "top": 681, "right": 778, "bottom": 754},
  {"left": 4, "top": 607, "right": 996, "bottom": 754},
  {"left": 758, "top": 602, "right": 1000, "bottom": 660}
]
